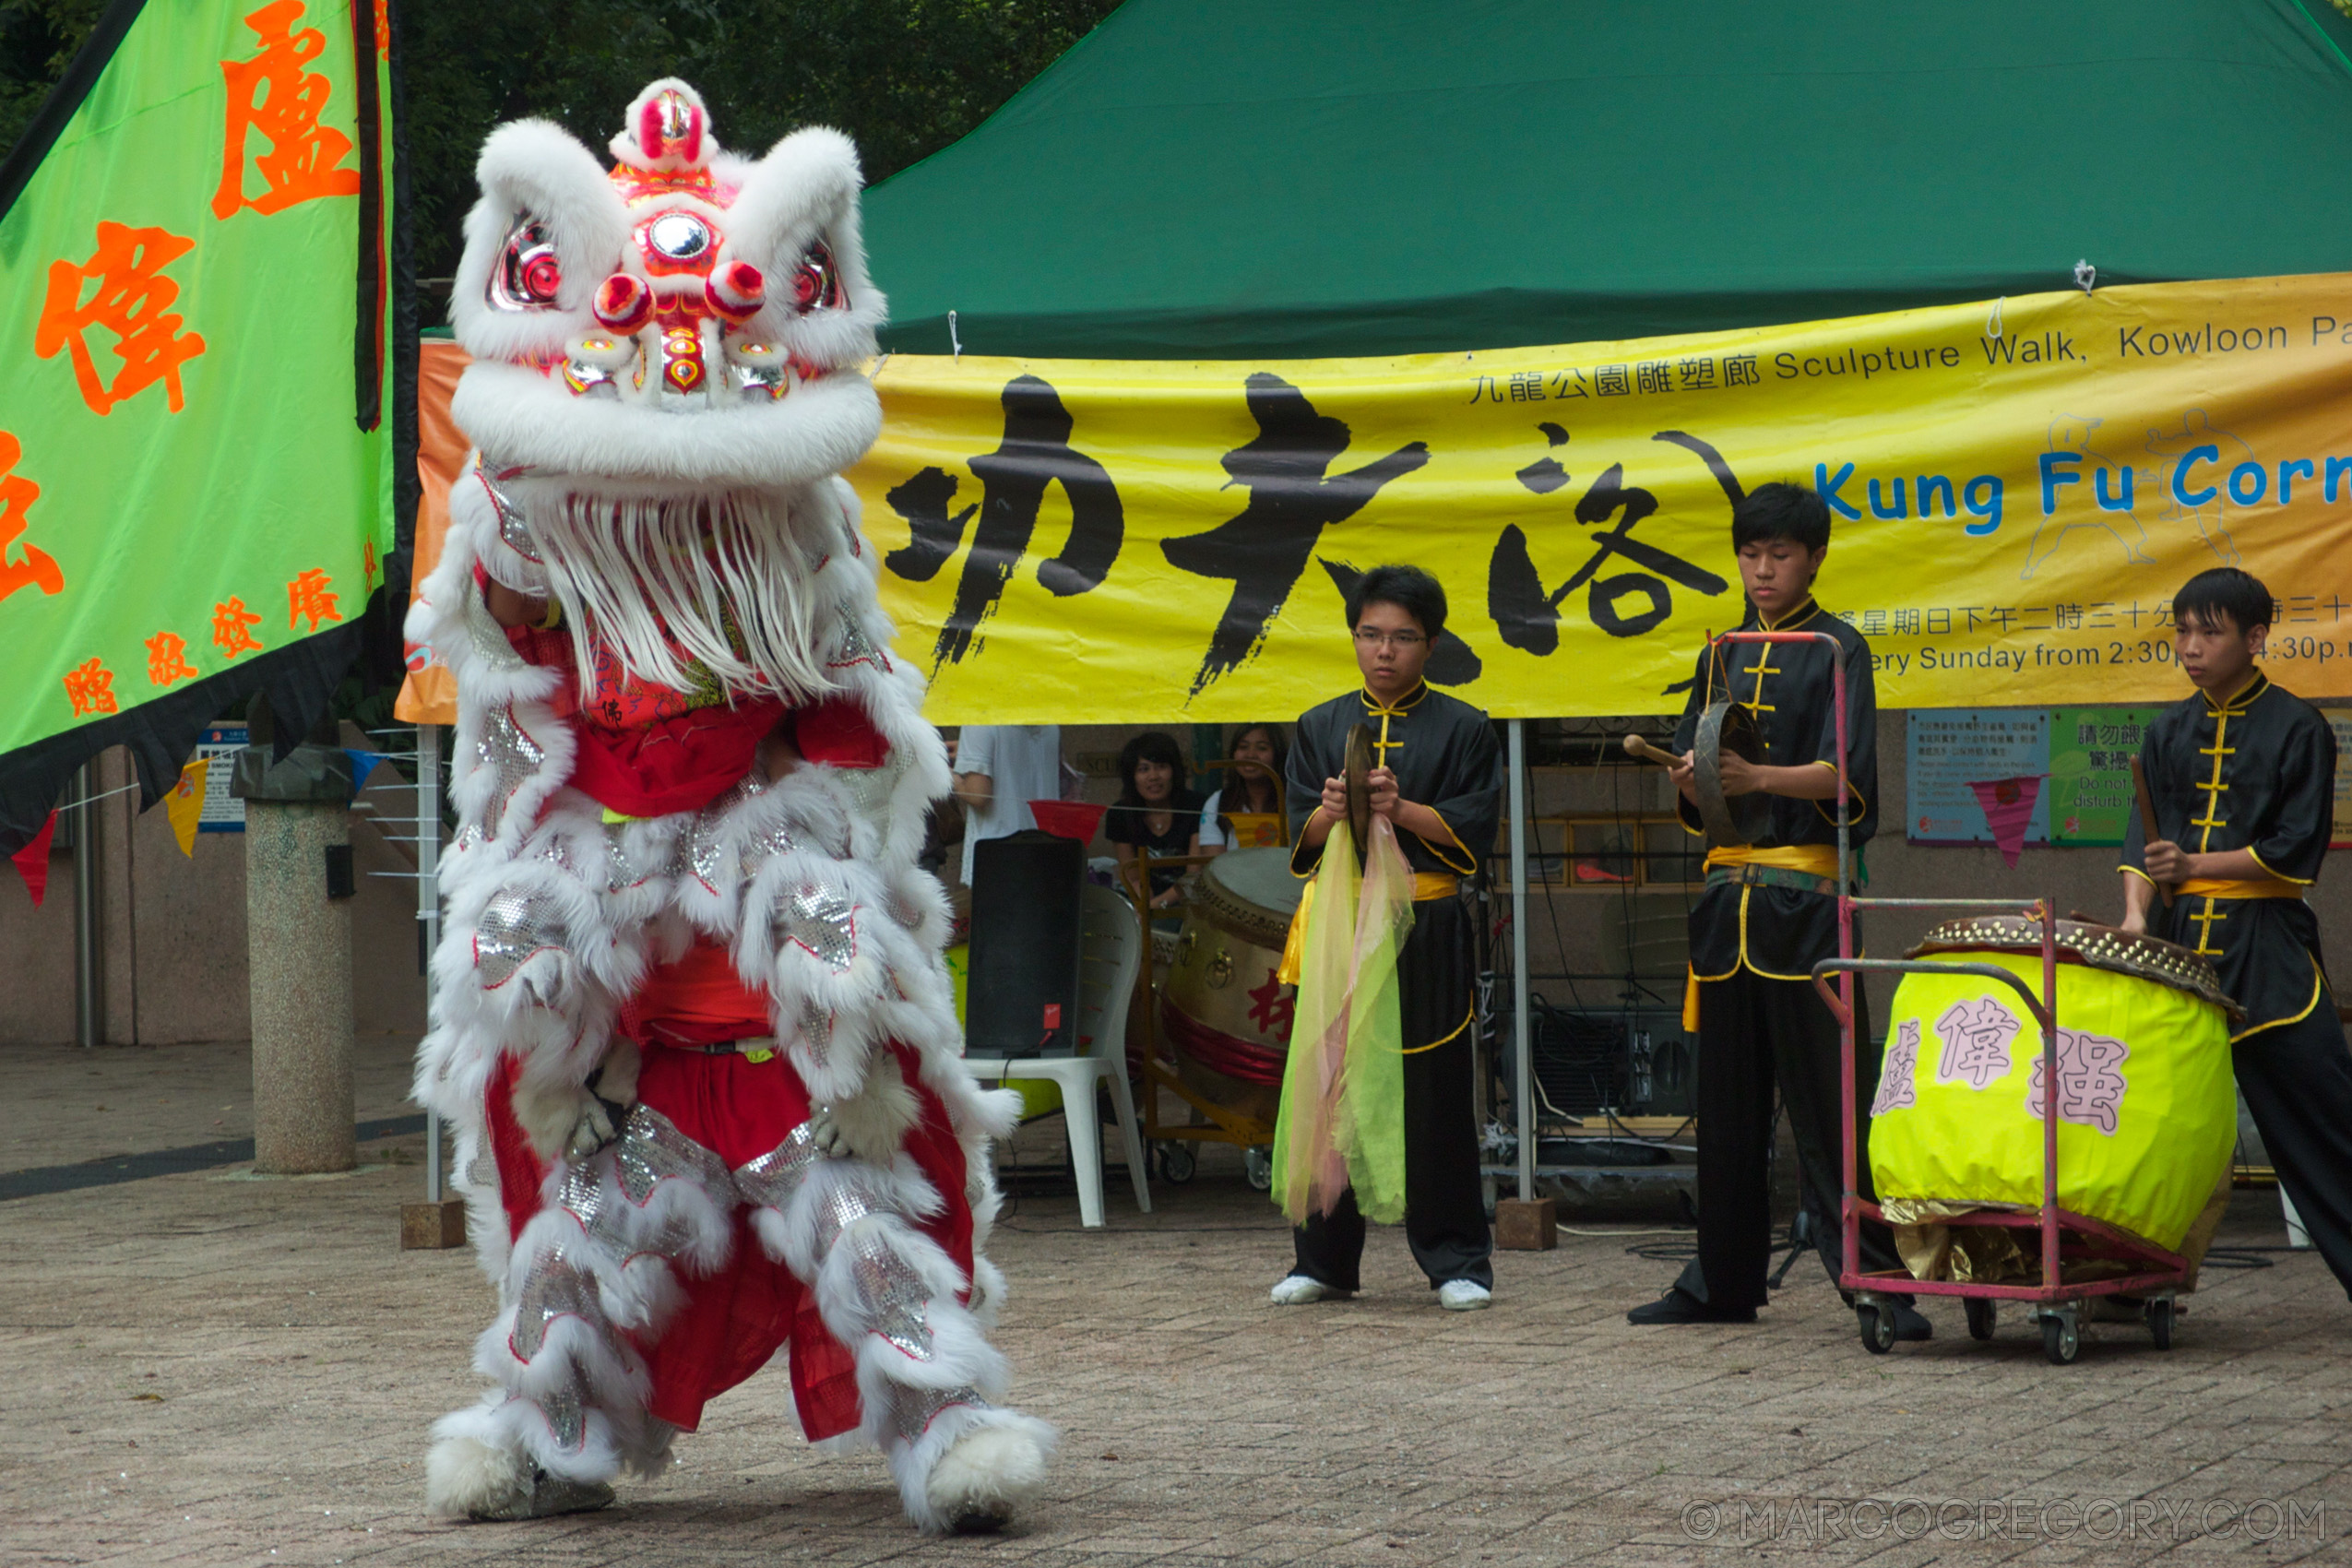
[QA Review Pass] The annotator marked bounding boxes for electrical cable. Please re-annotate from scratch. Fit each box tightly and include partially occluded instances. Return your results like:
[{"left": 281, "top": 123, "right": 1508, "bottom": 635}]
[
  {"left": 2196, "top": 1248, "right": 2278, "bottom": 1269},
  {"left": 1632, "top": 1219, "right": 1809, "bottom": 1266},
  {"left": 1562, "top": 1227, "right": 1693, "bottom": 1237}
]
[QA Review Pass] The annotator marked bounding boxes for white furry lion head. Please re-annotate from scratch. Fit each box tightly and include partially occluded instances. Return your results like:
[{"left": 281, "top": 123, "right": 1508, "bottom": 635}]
[
  {"left": 445, "top": 81, "right": 891, "bottom": 703},
  {"left": 448, "top": 78, "right": 886, "bottom": 488}
]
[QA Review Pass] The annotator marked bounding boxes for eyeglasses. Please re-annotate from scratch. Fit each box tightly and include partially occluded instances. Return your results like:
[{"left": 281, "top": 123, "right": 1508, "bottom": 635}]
[{"left": 1352, "top": 628, "right": 1426, "bottom": 649}]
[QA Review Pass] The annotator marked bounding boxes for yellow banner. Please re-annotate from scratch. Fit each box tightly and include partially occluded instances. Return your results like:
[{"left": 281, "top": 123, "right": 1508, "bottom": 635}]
[{"left": 850, "top": 274, "right": 2352, "bottom": 721}]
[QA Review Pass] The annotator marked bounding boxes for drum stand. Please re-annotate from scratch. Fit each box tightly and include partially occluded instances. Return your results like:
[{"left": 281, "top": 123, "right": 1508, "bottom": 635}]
[
  {"left": 1738, "top": 626, "right": 2194, "bottom": 1365},
  {"left": 1124, "top": 848, "right": 1278, "bottom": 1189}
]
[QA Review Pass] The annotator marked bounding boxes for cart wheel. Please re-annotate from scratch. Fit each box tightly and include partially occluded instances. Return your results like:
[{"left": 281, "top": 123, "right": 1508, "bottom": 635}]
[
  {"left": 2147, "top": 1297, "right": 2175, "bottom": 1351},
  {"left": 1965, "top": 1298, "right": 1996, "bottom": 1342},
  {"left": 1857, "top": 1303, "right": 1895, "bottom": 1355},
  {"left": 2041, "top": 1314, "right": 2080, "bottom": 1365},
  {"left": 1158, "top": 1143, "right": 1196, "bottom": 1184},
  {"left": 1244, "top": 1146, "right": 1273, "bottom": 1192}
]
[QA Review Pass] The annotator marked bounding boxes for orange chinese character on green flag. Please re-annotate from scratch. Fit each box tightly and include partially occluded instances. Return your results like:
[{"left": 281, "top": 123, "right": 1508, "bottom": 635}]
[
  {"left": 36, "top": 223, "right": 207, "bottom": 415},
  {"left": 147, "top": 631, "right": 199, "bottom": 685},
  {"left": 0, "top": 433, "right": 63, "bottom": 604},
  {"left": 288, "top": 567, "right": 340, "bottom": 630},
  {"left": 64, "top": 658, "right": 118, "bottom": 717},
  {"left": 212, "top": 596, "right": 264, "bottom": 658},
  {"left": 212, "top": 0, "right": 362, "bottom": 220}
]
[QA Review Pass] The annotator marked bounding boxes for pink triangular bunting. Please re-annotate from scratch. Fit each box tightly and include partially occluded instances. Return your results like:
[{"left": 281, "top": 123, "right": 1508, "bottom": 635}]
[{"left": 1966, "top": 776, "right": 2044, "bottom": 870}]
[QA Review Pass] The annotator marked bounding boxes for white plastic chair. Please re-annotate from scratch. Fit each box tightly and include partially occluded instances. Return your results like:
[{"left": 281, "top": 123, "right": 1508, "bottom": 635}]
[{"left": 963, "top": 883, "right": 1153, "bottom": 1227}]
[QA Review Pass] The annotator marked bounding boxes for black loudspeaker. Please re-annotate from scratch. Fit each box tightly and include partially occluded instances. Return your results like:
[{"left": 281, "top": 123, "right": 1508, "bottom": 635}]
[
  {"left": 1513, "top": 1001, "right": 1696, "bottom": 1119},
  {"left": 966, "top": 829, "right": 1085, "bottom": 1058}
]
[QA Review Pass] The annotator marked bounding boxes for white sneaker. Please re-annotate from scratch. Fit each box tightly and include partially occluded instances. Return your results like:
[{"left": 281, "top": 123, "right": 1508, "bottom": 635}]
[
  {"left": 1269, "top": 1274, "right": 1348, "bottom": 1305},
  {"left": 1437, "top": 1279, "right": 1492, "bottom": 1312}
]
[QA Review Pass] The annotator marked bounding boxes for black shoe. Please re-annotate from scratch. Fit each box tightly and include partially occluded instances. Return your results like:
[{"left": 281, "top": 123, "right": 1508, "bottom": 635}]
[
  {"left": 1626, "top": 1286, "right": 1757, "bottom": 1325},
  {"left": 1888, "top": 1300, "right": 1932, "bottom": 1341}
]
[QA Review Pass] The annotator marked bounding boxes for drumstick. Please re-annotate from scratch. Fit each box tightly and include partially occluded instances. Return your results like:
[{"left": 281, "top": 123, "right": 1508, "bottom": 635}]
[
  {"left": 1621, "top": 734, "right": 1680, "bottom": 767},
  {"left": 2129, "top": 755, "right": 2175, "bottom": 909}
]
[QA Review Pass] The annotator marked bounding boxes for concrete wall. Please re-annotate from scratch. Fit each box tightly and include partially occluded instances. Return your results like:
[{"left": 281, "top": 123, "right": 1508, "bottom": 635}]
[{"left": 0, "top": 731, "right": 428, "bottom": 1049}]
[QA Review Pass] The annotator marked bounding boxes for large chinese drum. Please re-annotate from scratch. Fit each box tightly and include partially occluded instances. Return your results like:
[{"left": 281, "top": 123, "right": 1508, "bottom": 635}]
[
  {"left": 1867, "top": 916, "right": 2239, "bottom": 1256},
  {"left": 1159, "top": 848, "right": 1301, "bottom": 1125}
]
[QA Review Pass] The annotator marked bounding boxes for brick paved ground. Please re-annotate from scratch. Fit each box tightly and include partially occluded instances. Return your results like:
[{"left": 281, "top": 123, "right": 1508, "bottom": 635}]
[
  {"left": 7, "top": 1039, "right": 418, "bottom": 1172},
  {"left": 3, "top": 1042, "right": 2348, "bottom": 1566}
]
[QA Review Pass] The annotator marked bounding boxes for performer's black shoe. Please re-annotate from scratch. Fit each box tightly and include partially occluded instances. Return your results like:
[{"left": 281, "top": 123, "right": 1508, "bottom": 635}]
[
  {"left": 1625, "top": 1286, "right": 1757, "bottom": 1325},
  {"left": 1887, "top": 1300, "right": 1933, "bottom": 1341}
]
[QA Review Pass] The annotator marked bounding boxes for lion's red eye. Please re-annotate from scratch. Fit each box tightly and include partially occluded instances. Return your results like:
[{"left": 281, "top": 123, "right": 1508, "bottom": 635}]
[
  {"left": 788, "top": 241, "right": 845, "bottom": 313},
  {"left": 520, "top": 252, "right": 562, "bottom": 302},
  {"left": 488, "top": 216, "right": 564, "bottom": 313}
]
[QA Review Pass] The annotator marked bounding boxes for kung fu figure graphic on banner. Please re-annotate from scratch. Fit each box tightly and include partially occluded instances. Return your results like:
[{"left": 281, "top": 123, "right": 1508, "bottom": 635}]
[{"left": 407, "top": 81, "right": 1052, "bottom": 1533}]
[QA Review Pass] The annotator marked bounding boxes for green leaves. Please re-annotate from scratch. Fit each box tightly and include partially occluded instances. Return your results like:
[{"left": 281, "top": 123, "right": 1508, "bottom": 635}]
[{"left": 398, "top": 0, "right": 1120, "bottom": 281}]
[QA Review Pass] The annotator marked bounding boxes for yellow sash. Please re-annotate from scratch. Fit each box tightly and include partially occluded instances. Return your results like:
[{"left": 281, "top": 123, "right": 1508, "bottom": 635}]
[
  {"left": 1277, "top": 871, "right": 1458, "bottom": 986},
  {"left": 1682, "top": 845, "right": 1845, "bottom": 1028},
  {"left": 2175, "top": 876, "right": 2304, "bottom": 900},
  {"left": 1702, "top": 844, "right": 1841, "bottom": 876}
]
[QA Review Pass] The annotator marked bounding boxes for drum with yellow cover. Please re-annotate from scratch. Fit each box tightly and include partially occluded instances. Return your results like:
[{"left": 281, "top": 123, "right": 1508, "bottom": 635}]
[{"left": 1869, "top": 916, "right": 2239, "bottom": 1274}]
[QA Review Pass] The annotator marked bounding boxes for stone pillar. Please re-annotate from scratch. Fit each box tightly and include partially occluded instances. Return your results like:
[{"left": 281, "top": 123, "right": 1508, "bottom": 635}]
[{"left": 234, "top": 695, "right": 357, "bottom": 1174}]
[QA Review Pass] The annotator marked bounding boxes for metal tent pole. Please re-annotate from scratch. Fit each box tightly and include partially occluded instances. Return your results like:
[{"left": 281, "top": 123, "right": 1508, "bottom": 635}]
[
  {"left": 73, "top": 761, "right": 101, "bottom": 1049},
  {"left": 417, "top": 722, "right": 443, "bottom": 1203},
  {"left": 1508, "top": 720, "right": 1534, "bottom": 1201}
]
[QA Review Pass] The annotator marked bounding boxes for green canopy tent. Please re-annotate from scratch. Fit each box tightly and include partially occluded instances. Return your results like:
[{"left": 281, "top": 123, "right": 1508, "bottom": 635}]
[{"left": 867, "top": 0, "right": 2352, "bottom": 361}]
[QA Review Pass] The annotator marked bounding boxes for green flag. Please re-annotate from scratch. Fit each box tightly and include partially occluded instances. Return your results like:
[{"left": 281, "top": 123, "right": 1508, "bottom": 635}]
[{"left": 0, "top": 0, "right": 395, "bottom": 845}]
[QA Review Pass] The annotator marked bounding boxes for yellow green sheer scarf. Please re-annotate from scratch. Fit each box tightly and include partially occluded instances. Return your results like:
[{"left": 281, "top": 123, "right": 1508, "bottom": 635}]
[{"left": 1271, "top": 816, "right": 1416, "bottom": 1225}]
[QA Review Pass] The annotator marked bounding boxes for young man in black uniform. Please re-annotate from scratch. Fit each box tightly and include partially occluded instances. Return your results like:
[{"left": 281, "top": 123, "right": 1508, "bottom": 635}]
[
  {"left": 2121, "top": 567, "right": 2352, "bottom": 1298},
  {"left": 1630, "top": 482, "right": 1922, "bottom": 1334},
  {"left": 1272, "top": 565, "right": 1504, "bottom": 1311}
]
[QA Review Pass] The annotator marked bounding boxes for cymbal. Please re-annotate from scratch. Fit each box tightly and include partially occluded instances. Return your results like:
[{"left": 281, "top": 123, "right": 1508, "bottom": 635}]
[
  {"left": 1692, "top": 701, "right": 1773, "bottom": 848},
  {"left": 1343, "top": 722, "right": 1376, "bottom": 861}
]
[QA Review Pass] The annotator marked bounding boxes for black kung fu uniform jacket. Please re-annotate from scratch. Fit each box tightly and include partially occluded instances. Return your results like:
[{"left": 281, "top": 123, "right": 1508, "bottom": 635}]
[
  {"left": 1671, "top": 597, "right": 1879, "bottom": 981},
  {"left": 2122, "top": 671, "right": 2337, "bottom": 1040}
]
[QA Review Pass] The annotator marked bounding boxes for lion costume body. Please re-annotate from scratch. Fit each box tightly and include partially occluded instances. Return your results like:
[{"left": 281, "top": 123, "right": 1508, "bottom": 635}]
[{"left": 408, "top": 79, "right": 1051, "bottom": 1533}]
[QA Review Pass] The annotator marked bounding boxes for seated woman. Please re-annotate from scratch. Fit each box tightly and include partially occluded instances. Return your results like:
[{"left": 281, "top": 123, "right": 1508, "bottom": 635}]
[
  {"left": 1104, "top": 731, "right": 1204, "bottom": 909},
  {"left": 1198, "top": 722, "right": 1289, "bottom": 856}
]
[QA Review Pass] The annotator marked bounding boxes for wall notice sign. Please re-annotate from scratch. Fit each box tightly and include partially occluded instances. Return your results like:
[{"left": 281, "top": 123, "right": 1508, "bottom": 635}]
[
  {"left": 1907, "top": 711, "right": 2049, "bottom": 846},
  {"left": 196, "top": 724, "right": 246, "bottom": 832},
  {"left": 2047, "top": 708, "right": 2159, "bottom": 847},
  {"left": 1907, "top": 708, "right": 2164, "bottom": 848}
]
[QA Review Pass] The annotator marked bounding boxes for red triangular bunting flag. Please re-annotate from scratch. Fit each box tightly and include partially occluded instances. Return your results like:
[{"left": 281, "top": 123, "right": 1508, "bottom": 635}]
[
  {"left": 11, "top": 812, "right": 56, "bottom": 907},
  {"left": 1966, "top": 776, "right": 2044, "bottom": 870}
]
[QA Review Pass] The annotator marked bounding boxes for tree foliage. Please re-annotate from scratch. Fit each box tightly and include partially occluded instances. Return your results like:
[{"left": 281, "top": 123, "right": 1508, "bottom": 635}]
[
  {"left": 0, "top": 0, "right": 103, "bottom": 153},
  {"left": 1, "top": 0, "right": 1121, "bottom": 279}
]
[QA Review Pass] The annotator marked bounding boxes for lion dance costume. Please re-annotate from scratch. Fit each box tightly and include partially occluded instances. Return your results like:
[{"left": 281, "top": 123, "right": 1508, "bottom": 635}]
[{"left": 409, "top": 81, "right": 1052, "bottom": 1532}]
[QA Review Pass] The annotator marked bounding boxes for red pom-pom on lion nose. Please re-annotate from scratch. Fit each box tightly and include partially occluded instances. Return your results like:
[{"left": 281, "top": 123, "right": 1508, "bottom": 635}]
[
  {"left": 706, "top": 260, "right": 766, "bottom": 324},
  {"left": 593, "top": 273, "right": 653, "bottom": 332}
]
